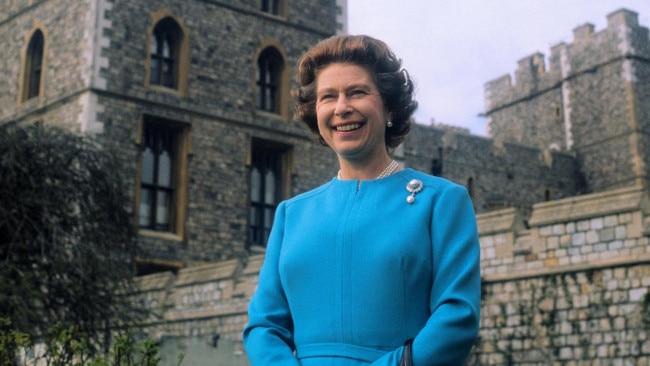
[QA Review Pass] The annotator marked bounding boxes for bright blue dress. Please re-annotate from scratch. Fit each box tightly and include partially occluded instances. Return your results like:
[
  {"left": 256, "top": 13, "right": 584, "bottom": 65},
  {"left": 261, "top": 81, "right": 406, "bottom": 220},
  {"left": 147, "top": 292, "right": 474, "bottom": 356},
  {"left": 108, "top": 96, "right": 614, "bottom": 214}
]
[{"left": 243, "top": 169, "right": 481, "bottom": 365}]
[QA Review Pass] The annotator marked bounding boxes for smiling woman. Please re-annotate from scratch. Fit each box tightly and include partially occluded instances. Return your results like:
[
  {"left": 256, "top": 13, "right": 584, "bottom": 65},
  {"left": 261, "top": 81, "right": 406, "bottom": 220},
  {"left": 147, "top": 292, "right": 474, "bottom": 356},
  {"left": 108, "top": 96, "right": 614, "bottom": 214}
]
[
  {"left": 293, "top": 36, "right": 415, "bottom": 149},
  {"left": 315, "top": 63, "right": 390, "bottom": 176},
  {"left": 243, "top": 35, "right": 481, "bottom": 366}
]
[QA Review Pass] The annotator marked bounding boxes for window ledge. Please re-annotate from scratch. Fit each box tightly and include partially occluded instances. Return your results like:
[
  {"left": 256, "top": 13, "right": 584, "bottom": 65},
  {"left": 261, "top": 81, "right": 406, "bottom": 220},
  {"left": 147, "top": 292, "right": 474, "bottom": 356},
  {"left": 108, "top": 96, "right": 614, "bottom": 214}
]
[
  {"left": 17, "top": 96, "right": 42, "bottom": 110},
  {"left": 249, "top": 245, "right": 267, "bottom": 255},
  {"left": 255, "top": 109, "right": 288, "bottom": 122},
  {"left": 259, "top": 12, "right": 287, "bottom": 21},
  {"left": 138, "top": 229, "right": 183, "bottom": 242},
  {"left": 147, "top": 84, "right": 183, "bottom": 97}
]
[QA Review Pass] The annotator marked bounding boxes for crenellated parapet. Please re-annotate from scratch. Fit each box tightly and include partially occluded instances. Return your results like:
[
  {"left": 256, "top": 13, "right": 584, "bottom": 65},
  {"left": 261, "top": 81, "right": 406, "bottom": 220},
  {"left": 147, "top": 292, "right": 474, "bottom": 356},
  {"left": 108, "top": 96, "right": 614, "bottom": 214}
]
[
  {"left": 484, "top": 51, "right": 563, "bottom": 112},
  {"left": 484, "top": 8, "right": 648, "bottom": 114},
  {"left": 484, "top": 8, "right": 650, "bottom": 195},
  {"left": 479, "top": 185, "right": 650, "bottom": 276}
]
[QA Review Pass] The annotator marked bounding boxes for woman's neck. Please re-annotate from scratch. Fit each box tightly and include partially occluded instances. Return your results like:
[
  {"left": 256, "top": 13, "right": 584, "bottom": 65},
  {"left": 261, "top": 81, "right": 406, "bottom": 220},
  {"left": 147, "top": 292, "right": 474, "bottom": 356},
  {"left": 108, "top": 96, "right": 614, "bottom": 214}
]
[{"left": 337, "top": 155, "right": 399, "bottom": 181}]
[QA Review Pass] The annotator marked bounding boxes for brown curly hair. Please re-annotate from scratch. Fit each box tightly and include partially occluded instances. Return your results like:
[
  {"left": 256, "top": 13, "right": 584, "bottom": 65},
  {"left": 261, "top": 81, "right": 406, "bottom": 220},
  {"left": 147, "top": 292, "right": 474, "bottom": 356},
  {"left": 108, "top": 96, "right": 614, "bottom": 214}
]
[{"left": 292, "top": 35, "right": 418, "bottom": 148}]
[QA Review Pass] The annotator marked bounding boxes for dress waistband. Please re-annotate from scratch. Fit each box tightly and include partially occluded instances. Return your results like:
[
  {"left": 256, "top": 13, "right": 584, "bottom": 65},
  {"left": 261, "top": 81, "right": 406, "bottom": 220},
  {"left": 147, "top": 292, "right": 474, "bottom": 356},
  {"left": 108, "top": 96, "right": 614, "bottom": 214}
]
[{"left": 296, "top": 343, "right": 391, "bottom": 362}]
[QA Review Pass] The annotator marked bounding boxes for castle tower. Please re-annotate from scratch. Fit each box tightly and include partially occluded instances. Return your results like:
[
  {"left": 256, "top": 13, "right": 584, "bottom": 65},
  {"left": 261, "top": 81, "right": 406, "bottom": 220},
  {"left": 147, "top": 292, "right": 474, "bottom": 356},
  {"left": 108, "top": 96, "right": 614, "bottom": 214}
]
[
  {"left": 484, "top": 9, "right": 650, "bottom": 194},
  {"left": 1, "top": 0, "right": 339, "bottom": 273}
]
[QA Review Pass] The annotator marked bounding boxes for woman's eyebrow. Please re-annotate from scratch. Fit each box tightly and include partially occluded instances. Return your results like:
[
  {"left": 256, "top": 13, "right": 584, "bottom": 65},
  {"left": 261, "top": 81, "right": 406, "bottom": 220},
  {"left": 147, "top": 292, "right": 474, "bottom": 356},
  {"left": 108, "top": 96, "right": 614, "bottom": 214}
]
[{"left": 317, "top": 83, "right": 374, "bottom": 94}]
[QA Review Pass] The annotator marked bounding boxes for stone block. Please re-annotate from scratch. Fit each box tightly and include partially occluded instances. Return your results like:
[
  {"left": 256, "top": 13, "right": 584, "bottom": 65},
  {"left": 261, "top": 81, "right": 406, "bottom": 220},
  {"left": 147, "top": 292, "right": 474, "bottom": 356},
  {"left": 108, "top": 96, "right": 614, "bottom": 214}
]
[
  {"left": 477, "top": 207, "right": 525, "bottom": 235},
  {"left": 586, "top": 230, "right": 600, "bottom": 244},
  {"left": 551, "top": 186, "right": 645, "bottom": 225},
  {"left": 629, "top": 287, "right": 648, "bottom": 302},
  {"left": 175, "top": 260, "right": 239, "bottom": 286}
]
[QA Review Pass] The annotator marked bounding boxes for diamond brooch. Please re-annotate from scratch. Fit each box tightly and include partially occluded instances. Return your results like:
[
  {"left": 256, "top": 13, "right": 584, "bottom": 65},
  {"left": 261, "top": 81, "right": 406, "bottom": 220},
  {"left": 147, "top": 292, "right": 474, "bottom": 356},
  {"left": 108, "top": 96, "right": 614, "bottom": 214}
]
[{"left": 406, "top": 179, "right": 423, "bottom": 204}]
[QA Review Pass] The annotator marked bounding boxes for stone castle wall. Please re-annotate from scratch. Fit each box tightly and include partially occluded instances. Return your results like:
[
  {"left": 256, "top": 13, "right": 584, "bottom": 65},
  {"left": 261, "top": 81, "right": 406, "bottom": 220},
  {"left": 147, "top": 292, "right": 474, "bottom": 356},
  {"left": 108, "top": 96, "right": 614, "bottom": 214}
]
[
  {"left": 133, "top": 254, "right": 262, "bottom": 365},
  {"left": 406, "top": 124, "right": 582, "bottom": 215},
  {"left": 1, "top": 0, "right": 341, "bottom": 265},
  {"left": 484, "top": 9, "right": 650, "bottom": 194},
  {"left": 473, "top": 185, "right": 650, "bottom": 364},
  {"left": 134, "top": 184, "right": 650, "bottom": 365},
  {"left": 104, "top": 0, "right": 339, "bottom": 264},
  {"left": 0, "top": 0, "right": 93, "bottom": 128}
]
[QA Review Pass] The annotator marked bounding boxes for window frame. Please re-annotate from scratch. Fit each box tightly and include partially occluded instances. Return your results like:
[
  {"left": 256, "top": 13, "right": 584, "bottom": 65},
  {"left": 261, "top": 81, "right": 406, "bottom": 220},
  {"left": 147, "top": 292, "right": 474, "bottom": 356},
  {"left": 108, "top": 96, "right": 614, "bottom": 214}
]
[
  {"left": 260, "top": 0, "right": 287, "bottom": 17},
  {"left": 19, "top": 28, "right": 46, "bottom": 104},
  {"left": 256, "top": 47, "right": 283, "bottom": 114},
  {"left": 247, "top": 138, "right": 292, "bottom": 248},
  {"left": 150, "top": 20, "right": 180, "bottom": 89},
  {"left": 254, "top": 42, "right": 290, "bottom": 119},
  {"left": 145, "top": 11, "right": 190, "bottom": 96},
  {"left": 135, "top": 115, "right": 191, "bottom": 240}
]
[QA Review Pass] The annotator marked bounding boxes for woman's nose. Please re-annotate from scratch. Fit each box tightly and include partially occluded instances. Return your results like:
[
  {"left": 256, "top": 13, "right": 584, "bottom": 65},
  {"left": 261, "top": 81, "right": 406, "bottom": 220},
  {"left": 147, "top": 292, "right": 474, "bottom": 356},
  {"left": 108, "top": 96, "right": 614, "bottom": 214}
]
[{"left": 334, "top": 95, "right": 352, "bottom": 117}]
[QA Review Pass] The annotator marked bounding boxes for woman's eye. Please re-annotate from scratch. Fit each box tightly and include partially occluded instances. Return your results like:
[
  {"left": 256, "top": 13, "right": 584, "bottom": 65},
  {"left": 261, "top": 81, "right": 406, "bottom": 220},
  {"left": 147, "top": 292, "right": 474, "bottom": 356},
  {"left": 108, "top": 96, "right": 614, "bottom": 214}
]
[
  {"left": 349, "top": 90, "right": 367, "bottom": 97},
  {"left": 319, "top": 94, "right": 334, "bottom": 101}
]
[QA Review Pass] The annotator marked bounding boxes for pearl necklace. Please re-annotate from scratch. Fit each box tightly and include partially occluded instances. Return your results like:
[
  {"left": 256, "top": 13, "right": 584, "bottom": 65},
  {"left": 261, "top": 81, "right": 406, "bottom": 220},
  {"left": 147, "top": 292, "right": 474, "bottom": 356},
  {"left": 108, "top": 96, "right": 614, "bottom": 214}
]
[
  {"left": 337, "top": 160, "right": 398, "bottom": 180},
  {"left": 376, "top": 159, "right": 399, "bottom": 179}
]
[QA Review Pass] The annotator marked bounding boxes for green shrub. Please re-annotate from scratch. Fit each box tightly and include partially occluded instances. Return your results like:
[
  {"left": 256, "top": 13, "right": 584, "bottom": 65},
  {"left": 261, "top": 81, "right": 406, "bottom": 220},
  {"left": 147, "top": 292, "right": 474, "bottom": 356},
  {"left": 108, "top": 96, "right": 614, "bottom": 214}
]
[
  {"left": 0, "top": 318, "right": 179, "bottom": 366},
  {"left": 0, "top": 318, "right": 31, "bottom": 366}
]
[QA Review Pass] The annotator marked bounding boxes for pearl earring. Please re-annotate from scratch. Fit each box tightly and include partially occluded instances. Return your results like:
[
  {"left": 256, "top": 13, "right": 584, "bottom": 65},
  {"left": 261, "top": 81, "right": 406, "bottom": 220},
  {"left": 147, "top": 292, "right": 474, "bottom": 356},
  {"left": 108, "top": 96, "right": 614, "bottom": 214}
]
[{"left": 387, "top": 120, "right": 393, "bottom": 127}]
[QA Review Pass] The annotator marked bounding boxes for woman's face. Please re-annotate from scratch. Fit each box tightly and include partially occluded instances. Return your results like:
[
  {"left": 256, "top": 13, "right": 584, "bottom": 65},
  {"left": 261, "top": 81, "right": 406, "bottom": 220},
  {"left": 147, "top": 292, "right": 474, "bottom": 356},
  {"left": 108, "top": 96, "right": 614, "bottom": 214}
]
[{"left": 315, "top": 63, "right": 389, "bottom": 162}]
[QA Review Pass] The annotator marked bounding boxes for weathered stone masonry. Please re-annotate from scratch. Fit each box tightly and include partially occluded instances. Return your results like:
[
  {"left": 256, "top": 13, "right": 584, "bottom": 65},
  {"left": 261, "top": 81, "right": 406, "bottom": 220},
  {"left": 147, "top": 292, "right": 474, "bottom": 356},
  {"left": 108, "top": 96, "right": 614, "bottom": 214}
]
[
  {"left": 1, "top": 0, "right": 342, "bottom": 266},
  {"left": 485, "top": 9, "right": 650, "bottom": 194},
  {"left": 472, "top": 185, "right": 650, "bottom": 364}
]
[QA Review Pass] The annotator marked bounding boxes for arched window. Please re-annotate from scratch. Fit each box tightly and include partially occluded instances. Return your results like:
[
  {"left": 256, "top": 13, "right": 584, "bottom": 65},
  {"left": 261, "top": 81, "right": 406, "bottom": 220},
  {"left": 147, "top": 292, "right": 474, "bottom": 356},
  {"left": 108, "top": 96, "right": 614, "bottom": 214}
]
[
  {"left": 256, "top": 47, "right": 284, "bottom": 113},
  {"left": 150, "top": 17, "right": 182, "bottom": 89},
  {"left": 23, "top": 30, "right": 44, "bottom": 101}
]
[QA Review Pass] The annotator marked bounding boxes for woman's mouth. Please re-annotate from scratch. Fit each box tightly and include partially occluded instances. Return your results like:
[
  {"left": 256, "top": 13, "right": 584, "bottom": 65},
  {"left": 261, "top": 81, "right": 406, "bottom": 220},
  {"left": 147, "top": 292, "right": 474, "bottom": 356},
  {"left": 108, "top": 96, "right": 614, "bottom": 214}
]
[{"left": 335, "top": 123, "right": 362, "bottom": 132}]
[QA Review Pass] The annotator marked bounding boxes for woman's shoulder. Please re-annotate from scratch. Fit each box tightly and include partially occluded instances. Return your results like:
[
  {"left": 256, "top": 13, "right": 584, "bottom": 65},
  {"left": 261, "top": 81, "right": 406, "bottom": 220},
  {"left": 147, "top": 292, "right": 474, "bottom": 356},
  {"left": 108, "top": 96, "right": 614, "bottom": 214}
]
[
  {"left": 281, "top": 178, "right": 338, "bottom": 207},
  {"left": 393, "top": 169, "right": 472, "bottom": 206},
  {"left": 398, "top": 168, "right": 465, "bottom": 191}
]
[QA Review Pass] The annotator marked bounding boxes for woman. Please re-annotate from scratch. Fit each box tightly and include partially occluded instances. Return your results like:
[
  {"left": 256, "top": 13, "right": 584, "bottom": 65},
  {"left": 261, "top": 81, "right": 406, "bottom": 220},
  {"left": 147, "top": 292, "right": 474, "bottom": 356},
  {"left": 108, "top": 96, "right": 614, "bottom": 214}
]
[{"left": 243, "top": 35, "right": 480, "bottom": 365}]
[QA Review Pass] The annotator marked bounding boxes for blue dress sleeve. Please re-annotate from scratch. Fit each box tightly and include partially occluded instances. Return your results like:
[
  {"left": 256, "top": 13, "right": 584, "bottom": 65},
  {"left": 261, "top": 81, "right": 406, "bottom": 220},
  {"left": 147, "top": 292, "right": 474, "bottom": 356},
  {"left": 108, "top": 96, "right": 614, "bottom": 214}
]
[
  {"left": 243, "top": 202, "right": 300, "bottom": 365},
  {"left": 371, "top": 183, "right": 481, "bottom": 366}
]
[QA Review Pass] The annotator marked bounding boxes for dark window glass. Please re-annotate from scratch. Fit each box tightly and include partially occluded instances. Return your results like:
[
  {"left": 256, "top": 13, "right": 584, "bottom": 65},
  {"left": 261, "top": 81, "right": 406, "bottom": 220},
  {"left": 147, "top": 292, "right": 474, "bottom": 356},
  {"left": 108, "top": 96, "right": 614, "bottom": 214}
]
[
  {"left": 150, "top": 18, "right": 181, "bottom": 88},
  {"left": 139, "top": 123, "right": 177, "bottom": 232},
  {"left": 24, "top": 30, "right": 44, "bottom": 100},
  {"left": 256, "top": 48, "right": 283, "bottom": 113},
  {"left": 248, "top": 144, "right": 284, "bottom": 246},
  {"left": 261, "top": 0, "right": 280, "bottom": 15}
]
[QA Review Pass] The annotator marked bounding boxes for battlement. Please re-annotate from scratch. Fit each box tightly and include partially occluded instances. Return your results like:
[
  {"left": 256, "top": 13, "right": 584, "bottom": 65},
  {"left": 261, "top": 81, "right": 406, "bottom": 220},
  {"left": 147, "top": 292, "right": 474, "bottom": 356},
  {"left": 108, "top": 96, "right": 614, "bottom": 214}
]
[
  {"left": 484, "top": 50, "right": 563, "bottom": 113},
  {"left": 607, "top": 7, "right": 639, "bottom": 28},
  {"left": 572, "top": 23, "right": 595, "bottom": 44},
  {"left": 484, "top": 8, "right": 645, "bottom": 112}
]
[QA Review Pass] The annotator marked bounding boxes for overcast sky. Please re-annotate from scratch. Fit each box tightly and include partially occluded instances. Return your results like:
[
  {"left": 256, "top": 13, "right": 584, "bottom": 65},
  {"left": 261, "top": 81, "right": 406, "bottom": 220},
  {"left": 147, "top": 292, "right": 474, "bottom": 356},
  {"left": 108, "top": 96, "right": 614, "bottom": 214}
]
[{"left": 347, "top": 1, "right": 650, "bottom": 136}]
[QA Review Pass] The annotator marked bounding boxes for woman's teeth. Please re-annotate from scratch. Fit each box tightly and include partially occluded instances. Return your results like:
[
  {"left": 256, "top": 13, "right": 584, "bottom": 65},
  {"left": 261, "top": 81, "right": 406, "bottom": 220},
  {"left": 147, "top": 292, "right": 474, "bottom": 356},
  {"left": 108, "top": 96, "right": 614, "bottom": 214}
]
[{"left": 336, "top": 123, "right": 361, "bottom": 132}]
